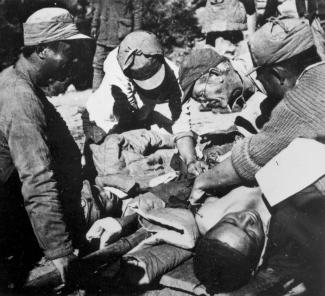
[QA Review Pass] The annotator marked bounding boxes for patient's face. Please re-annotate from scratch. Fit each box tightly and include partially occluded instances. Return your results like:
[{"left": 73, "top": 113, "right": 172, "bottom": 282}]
[
  {"left": 192, "top": 61, "right": 242, "bottom": 110},
  {"left": 206, "top": 210, "right": 265, "bottom": 260}
]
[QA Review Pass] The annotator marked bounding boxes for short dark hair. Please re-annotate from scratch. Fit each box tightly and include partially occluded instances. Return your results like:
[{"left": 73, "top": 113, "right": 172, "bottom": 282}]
[{"left": 194, "top": 237, "right": 253, "bottom": 293}]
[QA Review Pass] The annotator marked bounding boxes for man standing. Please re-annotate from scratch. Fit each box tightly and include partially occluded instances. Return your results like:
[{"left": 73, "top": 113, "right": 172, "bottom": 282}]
[
  {"left": 91, "top": 0, "right": 143, "bottom": 90},
  {"left": 0, "top": 7, "right": 90, "bottom": 286}
]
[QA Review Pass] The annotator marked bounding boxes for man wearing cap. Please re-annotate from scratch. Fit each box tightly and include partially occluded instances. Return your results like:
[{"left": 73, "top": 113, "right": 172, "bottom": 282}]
[
  {"left": 85, "top": 31, "right": 218, "bottom": 176},
  {"left": 172, "top": 47, "right": 270, "bottom": 174},
  {"left": 189, "top": 17, "right": 325, "bottom": 203},
  {"left": 86, "top": 31, "right": 182, "bottom": 136},
  {"left": 0, "top": 7, "right": 91, "bottom": 285}
]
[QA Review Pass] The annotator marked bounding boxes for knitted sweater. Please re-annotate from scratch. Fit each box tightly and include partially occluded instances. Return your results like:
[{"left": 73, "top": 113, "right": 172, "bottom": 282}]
[{"left": 231, "top": 62, "right": 325, "bottom": 192}]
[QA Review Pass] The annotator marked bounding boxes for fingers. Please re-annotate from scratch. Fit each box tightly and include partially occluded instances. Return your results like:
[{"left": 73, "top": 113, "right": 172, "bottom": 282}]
[
  {"left": 189, "top": 188, "right": 205, "bottom": 205},
  {"left": 188, "top": 161, "right": 208, "bottom": 176}
]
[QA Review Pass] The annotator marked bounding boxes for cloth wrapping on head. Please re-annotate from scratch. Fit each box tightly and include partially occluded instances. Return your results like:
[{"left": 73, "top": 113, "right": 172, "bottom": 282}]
[
  {"left": 23, "top": 8, "right": 89, "bottom": 46},
  {"left": 117, "top": 31, "right": 164, "bottom": 78},
  {"left": 249, "top": 17, "right": 314, "bottom": 67},
  {"left": 127, "top": 207, "right": 199, "bottom": 251},
  {"left": 122, "top": 243, "right": 192, "bottom": 285},
  {"left": 178, "top": 48, "right": 227, "bottom": 102}
]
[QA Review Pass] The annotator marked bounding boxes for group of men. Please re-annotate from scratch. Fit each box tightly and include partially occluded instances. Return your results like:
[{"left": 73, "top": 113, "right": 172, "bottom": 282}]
[{"left": 1, "top": 1, "right": 325, "bottom": 295}]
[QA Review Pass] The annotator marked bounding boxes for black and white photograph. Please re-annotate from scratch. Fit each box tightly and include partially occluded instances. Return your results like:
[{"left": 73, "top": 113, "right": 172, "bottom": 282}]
[{"left": 1, "top": 0, "right": 325, "bottom": 295}]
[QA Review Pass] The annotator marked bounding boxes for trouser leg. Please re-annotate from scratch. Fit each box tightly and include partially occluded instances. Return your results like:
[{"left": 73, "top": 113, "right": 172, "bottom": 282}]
[{"left": 92, "top": 44, "right": 112, "bottom": 90}]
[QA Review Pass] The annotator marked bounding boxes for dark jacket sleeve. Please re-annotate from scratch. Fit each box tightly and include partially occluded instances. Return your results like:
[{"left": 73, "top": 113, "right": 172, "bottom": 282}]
[
  {"left": 133, "top": 0, "right": 143, "bottom": 30},
  {"left": 7, "top": 91, "right": 73, "bottom": 260}
]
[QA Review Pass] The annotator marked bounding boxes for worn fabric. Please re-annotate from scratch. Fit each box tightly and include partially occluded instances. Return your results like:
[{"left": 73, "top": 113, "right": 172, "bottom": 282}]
[
  {"left": 23, "top": 7, "right": 89, "bottom": 46},
  {"left": 87, "top": 47, "right": 182, "bottom": 134},
  {"left": 201, "top": 0, "right": 254, "bottom": 33},
  {"left": 90, "top": 129, "right": 175, "bottom": 190},
  {"left": 92, "top": 0, "right": 143, "bottom": 48},
  {"left": 122, "top": 244, "right": 192, "bottom": 285},
  {"left": 249, "top": 17, "right": 314, "bottom": 67},
  {"left": 117, "top": 30, "right": 163, "bottom": 77},
  {"left": 232, "top": 62, "right": 325, "bottom": 195},
  {"left": 262, "top": 1, "right": 325, "bottom": 60},
  {"left": 129, "top": 208, "right": 199, "bottom": 251},
  {"left": 0, "top": 56, "right": 84, "bottom": 260}
]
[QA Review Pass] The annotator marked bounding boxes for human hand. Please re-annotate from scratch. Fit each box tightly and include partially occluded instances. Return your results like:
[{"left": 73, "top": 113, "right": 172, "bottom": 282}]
[
  {"left": 86, "top": 217, "right": 122, "bottom": 249},
  {"left": 189, "top": 174, "right": 208, "bottom": 205},
  {"left": 187, "top": 160, "right": 209, "bottom": 176},
  {"left": 91, "top": 27, "right": 98, "bottom": 39},
  {"left": 52, "top": 253, "right": 78, "bottom": 286}
]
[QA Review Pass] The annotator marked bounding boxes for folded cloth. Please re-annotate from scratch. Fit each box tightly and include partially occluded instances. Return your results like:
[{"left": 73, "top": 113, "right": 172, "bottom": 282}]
[
  {"left": 122, "top": 244, "right": 193, "bottom": 285},
  {"left": 129, "top": 207, "right": 199, "bottom": 251},
  {"left": 125, "top": 192, "right": 166, "bottom": 215},
  {"left": 96, "top": 174, "right": 137, "bottom": 194},
  {"left": 90, "top": 129, "right": 176, "bottom": 191}
]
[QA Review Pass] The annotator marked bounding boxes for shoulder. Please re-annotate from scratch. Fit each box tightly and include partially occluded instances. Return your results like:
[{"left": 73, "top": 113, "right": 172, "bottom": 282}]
[
  {"left": 297, "top": 62, "right": 325, "bottom": 84},
  {"left": 164, "top": 58, "right": 179, "bottom": 79}
]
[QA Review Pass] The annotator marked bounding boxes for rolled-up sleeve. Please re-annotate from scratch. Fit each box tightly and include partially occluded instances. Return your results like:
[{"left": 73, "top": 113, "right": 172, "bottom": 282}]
[
  {"left": 8, "top": 92, "right": 73, "bottom": 260},
  {"left": 172, "top": 100, "right": 194, "bottom": 141}
]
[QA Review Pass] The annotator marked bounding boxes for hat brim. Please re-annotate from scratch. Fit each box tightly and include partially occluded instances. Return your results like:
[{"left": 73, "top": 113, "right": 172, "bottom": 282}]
[
  {"left": 65, "top": 33, "right": 91, "bottom": 40},
  {"left": 133, "top": 64, "right": 166, "bottom": 90}
]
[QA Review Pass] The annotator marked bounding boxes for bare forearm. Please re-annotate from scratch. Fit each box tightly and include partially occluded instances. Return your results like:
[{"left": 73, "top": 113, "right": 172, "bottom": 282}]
[
  {"left": 198, "top": 157, "right": 241, "bottom": 189},
  {"left": 176, "top": 136, "right": 197, "bottom": 165}
]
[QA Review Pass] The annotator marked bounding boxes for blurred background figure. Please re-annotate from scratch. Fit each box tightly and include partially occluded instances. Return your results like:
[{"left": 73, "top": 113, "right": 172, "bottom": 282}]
[
  {"left": 197, "top": 0, "right": 256, "bottom": 50},
  {"left": 91, "top": 0, "right": 143, "bottom": 90}
]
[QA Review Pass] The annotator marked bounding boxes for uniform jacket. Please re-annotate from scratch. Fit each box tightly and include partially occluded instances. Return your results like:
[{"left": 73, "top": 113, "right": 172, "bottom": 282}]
[
  {"left": 91, "top": 0, "right": 143, "bottom": 47},
  {"left": 0, "top": 56, "right": 83, "bottom": 260}
]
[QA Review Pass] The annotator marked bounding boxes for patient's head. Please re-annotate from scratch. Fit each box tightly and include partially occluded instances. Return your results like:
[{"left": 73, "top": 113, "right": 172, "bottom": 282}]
[{"left": 194, "top": 210, "right": 265, "bottom": 293}]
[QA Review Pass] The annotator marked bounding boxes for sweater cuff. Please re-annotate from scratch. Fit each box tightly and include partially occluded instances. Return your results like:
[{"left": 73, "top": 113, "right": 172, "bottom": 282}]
[
  {"left": 231, "top": 137, "right": 262, "bottom": 183},
  {"left": 44, "top": 241, "right": 74, "bottom": 260}
]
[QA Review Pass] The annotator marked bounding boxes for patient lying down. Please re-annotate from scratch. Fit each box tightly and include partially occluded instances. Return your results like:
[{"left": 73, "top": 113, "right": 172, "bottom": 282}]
[
  {"left": 194, "top": 187, "right": 270, "bottom": 293},
  {"left": 86, "top": 185, "right": 270, "bottom": 292}
]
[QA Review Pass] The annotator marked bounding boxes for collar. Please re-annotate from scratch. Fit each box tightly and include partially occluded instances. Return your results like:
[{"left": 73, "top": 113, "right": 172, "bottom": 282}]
[{"left": 14, "top": 55, "right": 40, "bottom": 88}]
